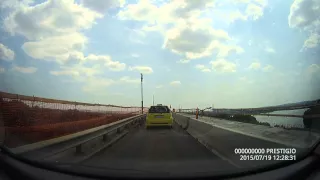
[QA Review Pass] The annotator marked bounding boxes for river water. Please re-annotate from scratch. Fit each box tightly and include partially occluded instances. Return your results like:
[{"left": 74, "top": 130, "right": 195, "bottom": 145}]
[{"left": 254, "top": 109, "right": 308, "bottom": 128}]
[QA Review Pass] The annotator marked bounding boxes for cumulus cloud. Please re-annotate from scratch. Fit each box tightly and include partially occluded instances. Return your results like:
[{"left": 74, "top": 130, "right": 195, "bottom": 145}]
[
  {"left": 245, "top": 3, "right": 264, "bottom": 20},
  {"left": 262, "top": 65, "right": 274, "bottom": 72},
  {"left": 0, "top": 43, "right": 15, "bottom": 61},
  {"left": 1, "top": 0, "right": 114, "bottom": 66},
  {"left": 50, "top": 70, "right": 80, "bottom": 77},
  {"left": 307, "top": 63, "right": 320, "bottom": 74},
  {"left": 218, "top": 0, "right": 267, "bottom": 22},
  {"left": 210, "top": 59, "right": 237, "bottom": 73},
  {"left": 170, "top": 81, "right": 181, "bottom": 85},
  {"left": 163, "top": 19, "right": 244, "bottom": 60},
  {"left": 84, "top": 54, "right": 126, "bottom": 71},
  {"left": 22, "top": 33, "right": 87, "bottom": 64},
  {"left": 248, "top": 62, "right": 261, "bottom": 70},
  {"left": 119, "top": 76, "right": 140, "bottom": 84},
  {"left": 3, "top": 0, "right": 102, "bottom": 40},
  {"left": 227, "top": 11, "right": 248, "bottom": 23},
  {"left": 105, "top": 61, "right": 126, "bottom": 71},
  {"left": 288, "top": 0, "right": 320, "bottom": 49},
  {"left": 80, "top": 0, "right": 125, "bottom": 13},
  {"left": 129, "top": 66, "right": 153, "bottom": 74},
  {"left": 303, "top": 33, "right": 320, "bottom": 49},
  {"left": 118, "top": 1, "right": 245, "bottom": 60},
  {"left": 12, "top": 65, "right": 37, "bottom": 73},
  {"left": 195, "top": 64, "right": 211, "bottom": 72}
]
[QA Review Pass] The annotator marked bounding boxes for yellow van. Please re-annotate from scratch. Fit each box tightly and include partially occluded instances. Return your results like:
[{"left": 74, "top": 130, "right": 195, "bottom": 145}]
[{"left": 146, "top": 104, "right": 173, "bottom": 128}]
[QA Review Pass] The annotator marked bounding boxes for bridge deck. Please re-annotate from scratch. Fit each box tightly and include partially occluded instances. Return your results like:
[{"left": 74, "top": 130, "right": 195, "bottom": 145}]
[{"left": 80, "top": 122, "right": 235, "bottom": 174}]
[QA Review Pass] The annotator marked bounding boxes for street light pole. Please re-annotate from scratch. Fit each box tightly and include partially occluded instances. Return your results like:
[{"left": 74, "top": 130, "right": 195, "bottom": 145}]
[{"left": 141, "top": 73, "right": 143, "bottom": 114}]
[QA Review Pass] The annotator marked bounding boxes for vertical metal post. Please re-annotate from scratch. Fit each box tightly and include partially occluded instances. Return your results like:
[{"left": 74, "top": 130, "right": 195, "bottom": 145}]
[{"left": 141, "top": 73, "right": 143, "bottom": 114}]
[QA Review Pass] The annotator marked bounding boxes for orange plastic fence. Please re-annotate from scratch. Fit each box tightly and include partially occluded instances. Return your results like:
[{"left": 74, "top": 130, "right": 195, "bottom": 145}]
[{"left": 0, "top": 91, "right": 148, "bottom": 147}]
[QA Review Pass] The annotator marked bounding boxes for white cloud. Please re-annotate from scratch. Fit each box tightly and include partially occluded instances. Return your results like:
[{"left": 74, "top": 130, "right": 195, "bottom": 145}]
[
  {"left": 210, "top": 59, "right": 237, "bottom": 73},
  {"left": 82, "top": 77, "right": 114, "bottom": 93},
  {"left": 119, "top": 76, "right": 140, "bottom": 84},
  {"left": 223, "top": 0, "right": 267, "bottom": 22},
  {"left": 118, "top": 0, "right": 215, "bottom": 26},
  {"left": 305, "top": 64, "right": 320, "bottom": 81},
  {"left": 105, "top": 61, "right": 126, "bottom": 71},
  {"left": 3, "top": 0, "right": 102, "bottom": 40},
  {"left": 163, "top": 19, "right": 234, "bottom": 60},
  {"left": 195, "top": 64, "right": 211, "bottom": 72},
  {"left": 0, "top": 43, "right": 15, "bottom": 61},
  {"left": 50, "top": 63, "right": 102, "bottom": 78},
  {"left": 129, "top": 66, "right": 153, "bottom": 74},
  {"left": 307, "top": 64, "right": 320, "bottom": 74},
  {"left": 227, "top": 11, "right": 248, "bottom": 23},
  {"left": 119, "top": 1, "right": 244, "bottom": 60},
  {"left": 156, "top": 85, "right": 163, "bottom": 88},
  {"left": 262, "top": 65, "right": 274, "bottom": 72},
  {"left": 177, "top": 59, "right": 190, "bottom": 64},
  {"left": 83, "top": 54, "right": 127, "bottom": 71},
  {"left": 216, "top": 44, "right": 244, "bottom": 58},
  {"left": 170, "top": 81, "right": 181, "bottom": 85},
  {"left": 303, "top": 33, "right": 320, "bottom": 49},
  {"left": 265, "top": 47, "right": 276, "bottom": 53},
  {"left": 2, "top": 0, "right": 110, "bottom": 65},
  {"left": 0, "top": 66, "right": 5, "bottom": 73},
  {"left": 245, "top": 3, "right": 264, "bottom": 20},
  {"left": 50, "top": 70, "right": 80, "bottom": 77},
  {"left": 288, "top": 0, "right": 320, "bottom": 49},
  {"left": 22, "top": 33, "right": 87, "bottom": 64},
  {"left": 80, "top": 0, "right": 125, "bottom": 13},
  {"left": 12, "top": 65, "right": 37, "bottom": 73},
  {"left": 248, "top": 62, "right": 261, "bottom": 70}
]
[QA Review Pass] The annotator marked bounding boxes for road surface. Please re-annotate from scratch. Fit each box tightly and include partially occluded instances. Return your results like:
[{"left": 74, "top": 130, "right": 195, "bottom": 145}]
[
  {"left": 80, "top": 122, "right": 236, "bottom": 174},
  {"left": 79, "top": 115, "right": 305, "bottom": 175}
]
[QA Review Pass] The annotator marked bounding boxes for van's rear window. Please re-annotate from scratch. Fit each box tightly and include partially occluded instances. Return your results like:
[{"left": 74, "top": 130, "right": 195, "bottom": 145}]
[{"left": 148, "top": 106, "right": 170, "bottom": 113}]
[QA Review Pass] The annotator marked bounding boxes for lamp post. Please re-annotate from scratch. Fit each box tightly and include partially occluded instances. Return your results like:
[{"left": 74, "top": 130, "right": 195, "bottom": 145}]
[{"left": 141, "top": 73, "right": 143, "bottom": 114}]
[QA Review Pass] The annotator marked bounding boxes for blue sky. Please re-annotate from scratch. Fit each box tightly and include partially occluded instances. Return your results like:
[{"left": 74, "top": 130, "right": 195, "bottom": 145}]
[{"left": 0, "top": 0, "right": 319, "bottom": 109}]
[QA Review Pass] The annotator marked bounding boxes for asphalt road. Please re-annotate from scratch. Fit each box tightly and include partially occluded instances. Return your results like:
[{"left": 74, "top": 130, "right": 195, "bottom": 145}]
[
  {"left": 174, "top": 114, "right": 305, "bottom": 168},
  {"left": 80, "top": 122, "right": 236, "bottom": 175},
  {"left": 80, "top": 115, "right": 306, "bottom": 176}
]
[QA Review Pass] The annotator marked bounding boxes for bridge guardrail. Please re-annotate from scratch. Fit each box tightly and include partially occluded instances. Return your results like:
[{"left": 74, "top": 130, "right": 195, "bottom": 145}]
[{"left": 11, "top": 114, "right": 146, "bottom": 160}]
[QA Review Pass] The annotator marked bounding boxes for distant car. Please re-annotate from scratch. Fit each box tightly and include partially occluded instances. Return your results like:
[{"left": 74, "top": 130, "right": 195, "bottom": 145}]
[{"left": 146, "top": 105, "right": 173, "bottom": 128}]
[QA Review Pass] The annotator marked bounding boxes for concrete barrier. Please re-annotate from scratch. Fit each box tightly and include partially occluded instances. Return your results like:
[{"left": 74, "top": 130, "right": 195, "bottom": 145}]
[
  {"left": 173, "top": 113, "right": 307, "bottom": 169},
  {"left": 10, "top": 115, "right": 146, "bottom": 163}
]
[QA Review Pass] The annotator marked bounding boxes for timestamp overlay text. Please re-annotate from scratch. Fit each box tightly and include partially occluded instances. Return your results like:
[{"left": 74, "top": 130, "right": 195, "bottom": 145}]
[{"left": 234, "top": 148, "right": 297, "bottom": 161}]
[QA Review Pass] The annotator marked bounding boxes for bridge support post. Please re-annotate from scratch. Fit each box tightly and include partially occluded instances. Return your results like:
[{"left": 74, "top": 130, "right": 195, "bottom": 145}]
[
  {"left": 76, "top": 145, "right": 83, "bottom": 154},
  {"left": 196, "top": 108, "right": 199, "bottom": 119},
  {"left": 103, "top": 134, "right": 108, "bottom": 141},
  {"left": 117, "top": 127, "right": 121, "bottom": 134}
]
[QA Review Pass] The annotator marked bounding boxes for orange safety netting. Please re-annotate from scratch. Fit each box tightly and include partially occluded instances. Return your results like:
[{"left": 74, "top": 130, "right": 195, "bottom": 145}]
[{"left": 0, "top": 91, "right": 148, "bottom": 148}]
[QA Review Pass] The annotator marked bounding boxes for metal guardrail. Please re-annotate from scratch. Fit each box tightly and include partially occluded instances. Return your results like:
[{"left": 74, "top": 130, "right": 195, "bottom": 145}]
[
  {"left": 11, "top": 114, "right": 146, "bottom": 160},
  {"left": 179, "top": 111, "right": 320, "bottom": 119}
]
